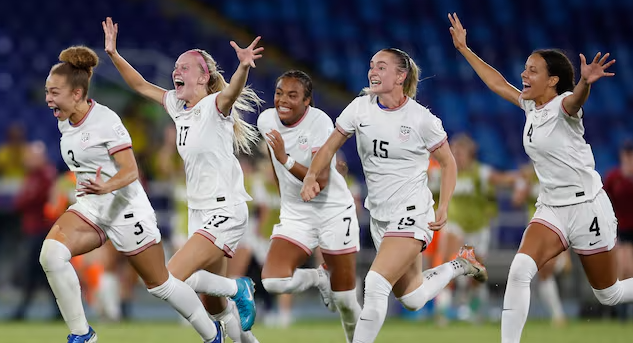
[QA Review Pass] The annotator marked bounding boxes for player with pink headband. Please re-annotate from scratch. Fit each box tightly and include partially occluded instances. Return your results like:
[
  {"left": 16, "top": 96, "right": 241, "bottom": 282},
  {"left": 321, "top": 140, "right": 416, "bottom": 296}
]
[{"left": 104, "top": 17, "right": 263, "bottom": 342}]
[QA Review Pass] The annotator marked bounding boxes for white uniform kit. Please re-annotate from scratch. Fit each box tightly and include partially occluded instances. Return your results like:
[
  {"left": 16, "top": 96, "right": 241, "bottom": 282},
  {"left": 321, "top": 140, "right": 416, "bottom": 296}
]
[
  {"left": 335, "top": 95, "right": 447, "bottom": 250},
  {"left": 257, "top": 106, "right": 360, "bottom": 255},
  {"left": 521, "top": 92, "right": 617, "bottom": 255},
  {"left": 162, "top": 90, "right": 251, "bottom": 257},
  {"left": 59, "top": 100, "right": 159, "bottom": 255}
]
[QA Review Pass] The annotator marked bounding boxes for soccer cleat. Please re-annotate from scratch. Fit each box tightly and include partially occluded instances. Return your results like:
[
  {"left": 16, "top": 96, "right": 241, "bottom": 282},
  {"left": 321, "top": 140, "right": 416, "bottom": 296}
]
[
  {"left": 205, "top": 321, "right": 226, "bottom": 343},
  {"left": 316, "top": 264, "right": 336, "bottom": 312},
  {"left": 457, "top": 245, "right": 488, "bottom": 283},
  {"left": 231, "top": 277, "right": 256, "bottom": 331},
  {"left": 66, "top": 326, "right": 97, "bottom": 343}
]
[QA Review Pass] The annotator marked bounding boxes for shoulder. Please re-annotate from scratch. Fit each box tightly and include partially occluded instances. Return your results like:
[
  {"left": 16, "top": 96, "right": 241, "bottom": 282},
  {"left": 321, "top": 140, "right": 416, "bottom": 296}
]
[
  {"left": 257, "top": 108, "right": 276, "bottom": 127},
  {"left": 308, "top": 107, "right": 333, "bottom": 125}
]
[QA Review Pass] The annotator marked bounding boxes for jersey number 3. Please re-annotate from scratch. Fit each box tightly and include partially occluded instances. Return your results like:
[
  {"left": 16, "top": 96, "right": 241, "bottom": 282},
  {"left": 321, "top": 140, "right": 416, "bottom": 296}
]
[{"left": 178, "top": 126, "right": 191, "bottom": 146}]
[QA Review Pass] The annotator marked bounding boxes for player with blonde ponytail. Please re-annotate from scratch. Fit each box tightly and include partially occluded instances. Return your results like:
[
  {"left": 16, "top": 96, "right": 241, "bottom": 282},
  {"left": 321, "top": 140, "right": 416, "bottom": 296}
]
[{"left": 104, "top": 16, "right": 262, "bottom": 342}]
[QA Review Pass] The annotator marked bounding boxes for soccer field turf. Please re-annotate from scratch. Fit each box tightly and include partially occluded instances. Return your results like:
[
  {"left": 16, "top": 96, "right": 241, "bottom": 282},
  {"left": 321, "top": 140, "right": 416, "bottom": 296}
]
[{"left": 2, "top": 320, "right": 632, "bottom": 342}]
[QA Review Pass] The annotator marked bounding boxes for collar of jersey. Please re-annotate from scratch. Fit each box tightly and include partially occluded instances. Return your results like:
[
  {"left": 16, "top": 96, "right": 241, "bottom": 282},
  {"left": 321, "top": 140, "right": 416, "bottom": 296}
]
[
  {"left": 70, "top": 99, "right": 96, "bottom": 127},
  {"left": 377, "top": 96, "right": 409, "bottom": 112}
]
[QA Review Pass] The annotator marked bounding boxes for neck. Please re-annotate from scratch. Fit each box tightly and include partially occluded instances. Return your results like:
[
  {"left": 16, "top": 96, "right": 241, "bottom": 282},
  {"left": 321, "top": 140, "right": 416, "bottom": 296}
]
[
  {"left": 534, "top": 91, "right": 558, "bottom": 107},
  {"left": 186, "top": 89, "right": 208, "bottom": 108},
  {"left": 377, "top": 91, "right": 406, "bottom": 109},
  {"left": 69, "top": 100, "right": 91, "bottom": 124}
]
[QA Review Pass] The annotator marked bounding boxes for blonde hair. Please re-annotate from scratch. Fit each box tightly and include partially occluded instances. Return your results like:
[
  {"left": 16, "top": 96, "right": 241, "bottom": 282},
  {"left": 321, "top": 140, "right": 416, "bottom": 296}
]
[
  {"left": 50, "top": 46, "right": 99, "bottom": 99},
  {"left": 192, "top": 49, "right": 263, "bottom": 155},
  {"left": 362, "top": 48, "right": 420, "bottom": 100}
]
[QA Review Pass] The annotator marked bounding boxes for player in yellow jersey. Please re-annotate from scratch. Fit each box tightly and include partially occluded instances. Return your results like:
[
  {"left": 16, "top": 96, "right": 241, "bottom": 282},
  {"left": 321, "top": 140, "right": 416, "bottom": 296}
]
[{"left": 431, "top": 134, "right": 517, "bottom": 323}]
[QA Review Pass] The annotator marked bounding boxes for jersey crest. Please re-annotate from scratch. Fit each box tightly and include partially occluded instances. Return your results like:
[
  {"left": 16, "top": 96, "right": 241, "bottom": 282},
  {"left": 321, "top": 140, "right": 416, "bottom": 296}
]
[
  {"left": 298, "top": 135, "right": 309, "bottom": 151},
  {"left": 399, "top": 125, "right": 411, "bottom": 142}
]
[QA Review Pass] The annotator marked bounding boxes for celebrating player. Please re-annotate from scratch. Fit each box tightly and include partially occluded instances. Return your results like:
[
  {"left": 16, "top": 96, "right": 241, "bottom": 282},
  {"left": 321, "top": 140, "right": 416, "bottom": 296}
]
[
  {"left": 104, "top": 17, "right": 260, "bottom": 341},
  {"left": 42, "top": 46, "right": 224, "bottom": 343},
  {"left": 301, "top": 48, "right": 488, "bottom": 343},
  {"left": 257, "top": 70, "right": 362, "bottom": 342},
  {"left": 449, "top": 12, "right": 633, "bottom": 342}
]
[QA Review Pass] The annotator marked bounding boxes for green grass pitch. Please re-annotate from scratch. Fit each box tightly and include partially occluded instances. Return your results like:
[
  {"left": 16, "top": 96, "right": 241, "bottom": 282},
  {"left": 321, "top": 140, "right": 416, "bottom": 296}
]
[{"left": 2, "top": 319, "right": 632, "bottom": 342}]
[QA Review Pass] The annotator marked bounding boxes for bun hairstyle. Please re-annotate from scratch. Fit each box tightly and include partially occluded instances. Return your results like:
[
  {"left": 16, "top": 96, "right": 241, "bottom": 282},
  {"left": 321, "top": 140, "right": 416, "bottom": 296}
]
[{"left": 51, "top": 46, "right": 99, "bottom": 99}]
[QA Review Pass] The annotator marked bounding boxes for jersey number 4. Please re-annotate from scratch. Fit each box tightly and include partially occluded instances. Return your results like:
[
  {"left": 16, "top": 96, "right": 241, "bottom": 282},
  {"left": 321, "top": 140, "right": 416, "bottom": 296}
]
[
  {"left": 372, "top": 139, "right": 389, "bottom": 158},
  {"left": 178, "top": 126, "right": 191, "bottom": 146},
  {"left": 527, "top": 124, "right": 534, "bottom": 143},
  {"left": 589, "top": 217, "right": 601, "bottom": 236}
]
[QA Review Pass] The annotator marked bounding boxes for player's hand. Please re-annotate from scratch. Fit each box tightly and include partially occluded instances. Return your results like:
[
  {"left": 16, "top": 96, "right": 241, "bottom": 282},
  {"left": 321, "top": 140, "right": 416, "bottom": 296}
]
[
  {"left": 231, "top": 36, "right": 264, "bottom": 68},
  {"left": 77, "top": 167, "right": 110, "bottom": 196},
  {"left": 301, "top": 175, "right": 321, "bottom": 201},
  {"left": 580, "top": 52, "right": 615, "bottom": 85},
  {"left": 102, "top": 17, "right": 119, "bottom": 56},
  {"left": 448, "top": 13, "right": 468, "bottom": 51},
  {"left": 428, "top": 206, "right": 448, "bottom": 231},
  {"left": 265, "top": 130, "right": 288, "bottom": 164}
]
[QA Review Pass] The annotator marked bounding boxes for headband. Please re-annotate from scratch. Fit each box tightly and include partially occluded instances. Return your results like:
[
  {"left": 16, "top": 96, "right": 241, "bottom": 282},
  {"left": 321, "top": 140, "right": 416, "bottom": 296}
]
[{"left": 186, "top": 50, "right": 209, "bottom": 75}]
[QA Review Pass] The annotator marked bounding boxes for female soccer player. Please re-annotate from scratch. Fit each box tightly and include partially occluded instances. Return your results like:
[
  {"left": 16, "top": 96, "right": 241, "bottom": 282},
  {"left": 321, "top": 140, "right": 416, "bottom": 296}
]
[
  {"left": 301, "top": 48, "right": 488, "bottom": 343},
  {"left": 42, "top": 46, "right": 224, "bottom": 343},
  {"left": 257, "top": 70, "right": 362, "bottom": 342},
  {"left": 104, "top": 17, "right": 260, "bottom": 341},
  {"left": 449, "top": 12, "right": 633, "bottom": 342}
]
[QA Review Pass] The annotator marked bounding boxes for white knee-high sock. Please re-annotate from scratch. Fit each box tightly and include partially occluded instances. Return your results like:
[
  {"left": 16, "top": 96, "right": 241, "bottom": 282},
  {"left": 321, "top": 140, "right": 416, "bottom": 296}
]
[
  {"left": 352, "top": 271, "right": 392, "bottom": 343},
  {"left": 211, "top": 300, "right": 259, "bottom": 343},
  {"left": 185, "top": 270, "right": 238, "bottom": 297},
  {"left": 262, "top": 269, "right": 322, "bottom": 294},
  {"left": 398, "top": 262, "right": 458, "bottom": 312},
  {"left": 40, "top": 239, "right": 90, "bottom": 335},
  {"left": 501, "top": 253, "right": 538, "bottom": 343},
  {"left": 332, "top": 289, "right": 362, "bottom": 343},
  {"left": 538, "top": 276, "right": 564, "bottom": 320},
  {"left": 148, "top": 274, "right": 218, "bottom": 342},
  {"left": 97, "top": 272, "right": 121, "bottom": 321}
]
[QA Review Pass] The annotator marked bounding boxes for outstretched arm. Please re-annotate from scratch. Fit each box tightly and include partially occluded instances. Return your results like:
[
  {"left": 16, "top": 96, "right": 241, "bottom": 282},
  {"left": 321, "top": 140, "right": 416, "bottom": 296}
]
[
  {"left": 103, "top": 17, "right": 166, "bottom": 104},
  {"left": 562, "top": 52, "right": 615, "bottom": 118},
  {"left": 216, "top": 37, "right": 264, "bottom": 115},
  {"left": 448, "top": 13, "right": 521, "bottom": 107}
]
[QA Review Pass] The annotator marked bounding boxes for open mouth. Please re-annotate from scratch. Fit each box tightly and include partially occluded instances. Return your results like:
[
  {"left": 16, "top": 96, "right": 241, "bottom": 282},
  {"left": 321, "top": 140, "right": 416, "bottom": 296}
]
[
  {"left": 522, "top": 82, "right": 531, "bottom": 91},
  {"left": 370, "top": 79, "right": 381, "bottom": 86},
  {"left": 175, "top": 79, "right": 185, "bottom": 91},
  {"left": 277, "top": 106, "right": 291, "bottom": 114},
  {"left": 50, "top": 106, "right": 61, "bottom": 118}
]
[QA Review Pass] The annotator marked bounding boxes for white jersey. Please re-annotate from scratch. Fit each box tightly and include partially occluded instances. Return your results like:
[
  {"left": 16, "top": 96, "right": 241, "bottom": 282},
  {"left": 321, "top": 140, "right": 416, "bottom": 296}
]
[
  {"left": 520, "top": 92, "right": 603, "bottom": 206},
  {"left": 257, "top": 106, "right": 355, "bottom": 222},
  {"left": 336, "top": 95, "right": 447, "bottom": 221},
  {"left": 163, "top": 90, "right": 251, "bottom": 209},
  {"left": 59, "top": 100, "right": 154, "bottom": 225}
]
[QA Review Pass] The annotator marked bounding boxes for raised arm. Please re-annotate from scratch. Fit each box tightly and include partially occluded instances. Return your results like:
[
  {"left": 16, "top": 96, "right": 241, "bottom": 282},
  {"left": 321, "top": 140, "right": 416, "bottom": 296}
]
[
  {"left": 301, "top": 129, "right": 348, "bottom": 201},
  {"left": 448, "top": 13, "right": 521, "bottom": 107},
  {"left": 562, "top": 52, "right": 615, "bottom": 118},
  {"left": 216, "top": 37, "right": 264, "bottom": 115},
  {"left": 103, "top": 17, "right": 166, "bottom": 104}
]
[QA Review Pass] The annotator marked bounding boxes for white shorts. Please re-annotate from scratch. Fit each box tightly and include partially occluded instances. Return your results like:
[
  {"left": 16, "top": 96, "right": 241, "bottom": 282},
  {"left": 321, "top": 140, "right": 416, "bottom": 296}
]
[
  {"left": 68, "top": 202, "right": 161, "bottom": 256},
  {"left": 189, "top": 203, "right": 249, "bottom": 258},
  {"left": 271, "top": 204, "right": 360, "bottom": 256},
  {"left": 444, "top": 222, "right": 491, "bottom": 258},
  {"left": 370, "top": 208, "right": 435, "bottom": 251},
  {"left": 530, "top": 190, "right": 617, "bottom": 255}
]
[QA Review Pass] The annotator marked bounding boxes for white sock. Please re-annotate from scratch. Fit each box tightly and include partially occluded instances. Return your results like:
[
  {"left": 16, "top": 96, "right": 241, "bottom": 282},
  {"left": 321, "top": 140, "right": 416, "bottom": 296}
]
[
  {"left": 211, "top": 300, "right": 249, "bottom": 343},
  {"left": 538, "top": 276, "right": 564, "bottom": 320},
  {"left": 228, "top": 300, "right": 260, "bottom": 343},
  {"left": 186, "top": 270, "right": 238, "bottom": 297},
  {"left": 501, "top": 253, "right": 538, "bottom": 343},
  {"left": 398, "top": 262, "right": 456, "bottom": 311},
  {"left": 97, "top": 272, "right": 121, "bottom": 321},
  {"left": 592, "top": 278, "right": 633, "bottom": 306},
  {"left": 148, "top": 274, "right": 218, "bottom": 342},
  {"left": 332, "top": 289, "right": 362, "bottom": 343},
  {"left": 39, "top": 239, "right": 90, "bottom": 335},
  {"left": 352, "top": 271, "right": 392, "bottom": 343},
  {"left": 262, "top": 269, "right": 320, "bottom": 294}
]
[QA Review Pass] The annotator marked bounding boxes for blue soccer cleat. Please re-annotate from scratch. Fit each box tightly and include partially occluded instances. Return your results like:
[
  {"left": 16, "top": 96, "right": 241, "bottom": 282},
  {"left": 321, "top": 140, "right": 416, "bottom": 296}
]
[
  {"left": 205, "top": 321, "right": 226, "bottom": 343},
  {"left": 231, "top": 277, "right": 256, "bottom": 331},
  {"left": 67, "top": 326, "right": 97, "bottom": 343}
]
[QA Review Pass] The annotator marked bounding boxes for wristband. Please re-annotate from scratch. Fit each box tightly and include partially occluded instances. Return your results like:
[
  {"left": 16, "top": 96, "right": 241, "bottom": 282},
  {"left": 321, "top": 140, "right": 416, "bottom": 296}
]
[{"left": 283, "top": 156, "right": 295, "bottom": 170}]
